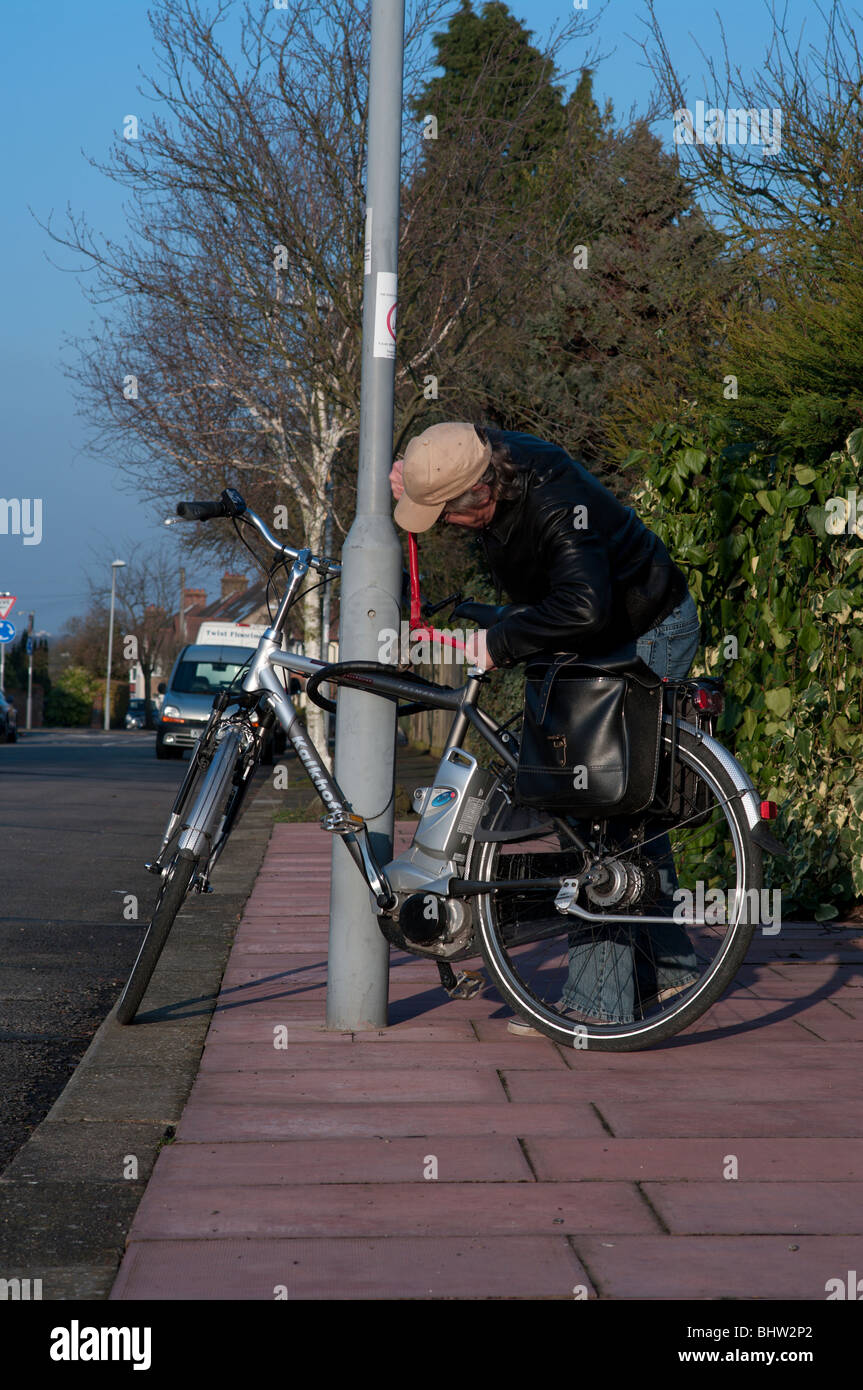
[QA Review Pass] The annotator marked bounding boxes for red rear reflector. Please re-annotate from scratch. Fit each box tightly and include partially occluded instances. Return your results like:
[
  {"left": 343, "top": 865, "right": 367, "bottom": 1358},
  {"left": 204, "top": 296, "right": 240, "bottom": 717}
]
[
  {"left": 760, "top": 800, "right": 777, "bottom": 819},
  {"left": 694, "top": 688, "right": 724, "bottom": 713}
]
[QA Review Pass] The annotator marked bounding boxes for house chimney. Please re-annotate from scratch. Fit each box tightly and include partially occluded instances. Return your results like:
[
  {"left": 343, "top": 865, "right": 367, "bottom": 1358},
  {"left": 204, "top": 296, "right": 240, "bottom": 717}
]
[
  {"left": 221, "top": 572, "right": 248, "bottom": 601},
  {"left": 183, "top": 588, "right": 207, "bottom": 612}
]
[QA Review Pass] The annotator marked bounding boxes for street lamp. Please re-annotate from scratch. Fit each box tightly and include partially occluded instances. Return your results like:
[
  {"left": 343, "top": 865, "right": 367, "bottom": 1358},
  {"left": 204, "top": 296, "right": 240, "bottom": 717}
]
[{"left": 104, "top": 559, "right": 126, "bottom": 731}]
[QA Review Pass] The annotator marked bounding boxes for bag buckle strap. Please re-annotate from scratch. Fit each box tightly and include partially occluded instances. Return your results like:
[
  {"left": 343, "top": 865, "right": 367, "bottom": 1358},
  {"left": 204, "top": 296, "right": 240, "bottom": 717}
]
[{"left": 537, "top": 654, "right": 579, "bottom": 722}]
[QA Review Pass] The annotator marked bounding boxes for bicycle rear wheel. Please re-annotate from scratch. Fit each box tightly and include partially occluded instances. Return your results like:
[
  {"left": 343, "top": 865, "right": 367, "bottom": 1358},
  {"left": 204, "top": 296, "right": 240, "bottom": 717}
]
[
  {"left": 469, "top": 725, "right": 762, "bottom": 1051},
  {"left": 115, "top": 849, "right": 198, "bottom": 1024}
]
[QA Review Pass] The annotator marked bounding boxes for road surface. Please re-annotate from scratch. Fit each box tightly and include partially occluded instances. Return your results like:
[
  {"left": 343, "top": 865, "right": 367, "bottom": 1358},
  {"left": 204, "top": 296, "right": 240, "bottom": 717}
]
[{"left": 0, "top": 729, "right": 199, "bottom": 1170}]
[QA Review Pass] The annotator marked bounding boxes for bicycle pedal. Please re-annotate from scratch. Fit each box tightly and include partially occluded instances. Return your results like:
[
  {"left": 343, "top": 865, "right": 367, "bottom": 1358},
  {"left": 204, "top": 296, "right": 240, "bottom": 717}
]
[
  {"left": 445, "top": 969, "right": 485, "bottom": 1000},
  {"left": 320, "top": 809, "right": 365, "bottom": 835}
]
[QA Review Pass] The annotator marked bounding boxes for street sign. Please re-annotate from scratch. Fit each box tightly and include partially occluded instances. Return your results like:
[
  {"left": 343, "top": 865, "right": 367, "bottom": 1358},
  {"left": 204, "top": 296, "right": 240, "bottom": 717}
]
[
  {"left": 25, "top": 636, "right": 33, "bottom": 655},
  {"left": 0, "top": 595, "right": 15, "bottom": 620},
  {"left": 0, "top": 620, "right": 14, "bottom": 644}
]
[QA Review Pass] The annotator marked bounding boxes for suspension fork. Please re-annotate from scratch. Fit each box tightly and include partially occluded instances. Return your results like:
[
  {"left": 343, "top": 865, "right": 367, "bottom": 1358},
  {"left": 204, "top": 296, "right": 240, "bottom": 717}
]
[
  {"left": 147, "top": 692, "right": 252, "bottom": 873},
  {"left": 174, "top": 728, "right": 244, "bottom": 861}
]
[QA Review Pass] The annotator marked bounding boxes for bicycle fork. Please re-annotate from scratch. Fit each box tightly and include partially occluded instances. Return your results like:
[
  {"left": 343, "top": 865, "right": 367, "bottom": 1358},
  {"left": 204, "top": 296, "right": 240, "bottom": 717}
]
[
  {"left": 147, "top": 729, "right": 244, "bottom": 888},
  {"left": 177, "top": 728, "right": 243, "bottom": 863}
]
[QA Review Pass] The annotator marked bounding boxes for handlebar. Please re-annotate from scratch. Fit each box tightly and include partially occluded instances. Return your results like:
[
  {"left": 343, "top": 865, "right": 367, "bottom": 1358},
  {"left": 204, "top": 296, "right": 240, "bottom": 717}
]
[
  {"left": 174, "top": 490, "right": 493, "bottom": 656},
  {"left": 176, "top": 499, "right": 228, "bottom": 522},
  {"left": 175, "top": 488, "right": 341, "bottom": 578}
]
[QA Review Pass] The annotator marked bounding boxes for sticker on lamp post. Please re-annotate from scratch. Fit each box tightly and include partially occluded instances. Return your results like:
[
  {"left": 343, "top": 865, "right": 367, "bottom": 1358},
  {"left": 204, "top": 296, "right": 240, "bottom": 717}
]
[
  {"left": 373, "top": 271, "right": 397, "bottom": 359},
  {"left": 364, "top": 206, "right": 373, "bottom": 277}
]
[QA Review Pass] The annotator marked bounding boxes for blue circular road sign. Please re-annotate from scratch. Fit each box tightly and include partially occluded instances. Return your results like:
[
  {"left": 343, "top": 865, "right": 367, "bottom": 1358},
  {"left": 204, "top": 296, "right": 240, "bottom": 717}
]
[{"left": 0, "top": 620, "right": 15, "bottom": 644}]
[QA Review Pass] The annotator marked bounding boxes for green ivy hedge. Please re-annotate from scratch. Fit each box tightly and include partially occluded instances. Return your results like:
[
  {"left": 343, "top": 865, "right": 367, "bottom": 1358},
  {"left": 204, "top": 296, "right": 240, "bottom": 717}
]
[
  {"left": 43, "top": 666, "right": 101, "bottom": 727},
  {"left": 629, "top": 418, "right": 863, "bottom": 919}
]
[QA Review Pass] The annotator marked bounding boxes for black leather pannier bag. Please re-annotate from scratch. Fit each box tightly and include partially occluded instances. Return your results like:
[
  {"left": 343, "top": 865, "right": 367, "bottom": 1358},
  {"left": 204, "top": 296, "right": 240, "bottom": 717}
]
[{"left": 514, "top": 649, "right": 664, "bottom": 815}]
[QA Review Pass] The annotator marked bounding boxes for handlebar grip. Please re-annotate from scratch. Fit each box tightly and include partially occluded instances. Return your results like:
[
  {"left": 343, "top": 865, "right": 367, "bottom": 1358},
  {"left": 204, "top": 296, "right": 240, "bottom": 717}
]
[
  {"left": 450, "top": 601, "right": 507, "bottom": 627},
  {"left": 176, "top": 499, "right": 227, "bottom": 521},
  {"left": 451, "top": 600, "right": 532, "bottom": 628}
]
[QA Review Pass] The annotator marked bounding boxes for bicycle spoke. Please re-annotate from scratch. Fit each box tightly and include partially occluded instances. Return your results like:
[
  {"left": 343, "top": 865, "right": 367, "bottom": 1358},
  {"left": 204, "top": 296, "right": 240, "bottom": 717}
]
[{"left": 472, "top": 727, "right": 760, "bottom": 1046}]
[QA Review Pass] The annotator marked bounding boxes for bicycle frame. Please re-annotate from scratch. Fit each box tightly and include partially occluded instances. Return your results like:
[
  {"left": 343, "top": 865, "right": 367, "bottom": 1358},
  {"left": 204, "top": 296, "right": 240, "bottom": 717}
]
[
  {"left": 238, "top": 541, "right": 524, "bottom": 911},
  {"left": 121, "top": 488, "right": 782, "bottom": 1036}
]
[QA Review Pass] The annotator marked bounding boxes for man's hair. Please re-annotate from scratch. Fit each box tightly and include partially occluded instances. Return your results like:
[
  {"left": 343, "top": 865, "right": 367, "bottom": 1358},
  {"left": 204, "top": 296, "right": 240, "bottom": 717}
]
[{"left": 444, "top": 425, "right": 520, "bottom": 512}]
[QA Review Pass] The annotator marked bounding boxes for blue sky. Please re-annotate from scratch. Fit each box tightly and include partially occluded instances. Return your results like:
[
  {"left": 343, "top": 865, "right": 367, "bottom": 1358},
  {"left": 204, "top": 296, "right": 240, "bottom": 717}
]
[{"left": 0, "top": 0, "right": 821, "bottom": 635}]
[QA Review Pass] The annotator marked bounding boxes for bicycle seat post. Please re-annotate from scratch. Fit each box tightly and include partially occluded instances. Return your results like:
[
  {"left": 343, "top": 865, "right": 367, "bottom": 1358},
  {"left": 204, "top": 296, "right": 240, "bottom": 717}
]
[{"left": 440, "top": 669, "right": 484, "bottom": 759}]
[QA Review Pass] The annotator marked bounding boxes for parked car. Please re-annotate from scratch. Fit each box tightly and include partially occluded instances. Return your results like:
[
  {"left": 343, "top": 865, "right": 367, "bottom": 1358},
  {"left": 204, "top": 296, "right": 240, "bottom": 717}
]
[
  {"left": 0, "top": 689, "right": 18, "bottom": 742},
  {"left": 125, "top": 697, "right": 159, "bottom": 730},
  {"left": 156, "top": 643, "right": 287, "bottom": 761}
]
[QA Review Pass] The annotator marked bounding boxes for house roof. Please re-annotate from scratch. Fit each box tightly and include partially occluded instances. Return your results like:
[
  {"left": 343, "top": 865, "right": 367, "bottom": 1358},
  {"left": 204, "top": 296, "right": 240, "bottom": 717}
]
[{"left": 195, "top": 579, "right": 272, "bottom": 627}]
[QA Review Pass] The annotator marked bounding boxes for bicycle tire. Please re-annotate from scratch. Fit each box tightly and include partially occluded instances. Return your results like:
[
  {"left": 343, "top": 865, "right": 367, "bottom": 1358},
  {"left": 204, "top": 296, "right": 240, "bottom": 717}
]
[
  {"left": 115, "top": 849, "right": 198, "bottom": 1024},
  {"left": 470, "top": 726, "right": 762, "bottom": 1052}
]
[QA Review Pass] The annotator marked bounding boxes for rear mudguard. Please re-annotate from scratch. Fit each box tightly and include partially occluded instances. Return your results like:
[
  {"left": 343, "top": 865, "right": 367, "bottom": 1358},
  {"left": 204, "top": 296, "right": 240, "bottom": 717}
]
[{"left": 675, "top": 718, "right": 787, "bottom": 857}]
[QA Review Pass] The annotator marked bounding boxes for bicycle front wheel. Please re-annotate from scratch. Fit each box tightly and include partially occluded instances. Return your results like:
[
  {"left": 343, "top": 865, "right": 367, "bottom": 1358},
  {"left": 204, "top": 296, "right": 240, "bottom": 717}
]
[
  {"left": 469, "top": 725, "right": 763, "bottom": 1051},
  {"left": 117, "top": 725, "right": 251, "bottom": 1023},
  {"left": 115, "top": 849, "right": 199, "bottom": 1024}
]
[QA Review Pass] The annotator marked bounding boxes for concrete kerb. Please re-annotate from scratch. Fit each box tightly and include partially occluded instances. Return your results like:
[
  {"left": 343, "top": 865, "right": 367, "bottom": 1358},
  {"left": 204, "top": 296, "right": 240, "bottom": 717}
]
[{"left": 0, "top": 776, "right": 276, "bottom": 1301}]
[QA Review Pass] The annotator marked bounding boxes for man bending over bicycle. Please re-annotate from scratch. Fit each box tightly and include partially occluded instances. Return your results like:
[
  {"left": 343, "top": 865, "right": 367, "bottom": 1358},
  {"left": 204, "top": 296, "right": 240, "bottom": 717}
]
[{"left": 390, "top": 420, "right": 701, "bottom": 1033}]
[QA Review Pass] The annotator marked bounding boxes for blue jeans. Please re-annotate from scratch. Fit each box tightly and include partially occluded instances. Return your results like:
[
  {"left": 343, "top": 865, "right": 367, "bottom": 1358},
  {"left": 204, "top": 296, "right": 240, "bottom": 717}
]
[{"left": 559, "top": 593, "right": 702, "bottom": 1023}]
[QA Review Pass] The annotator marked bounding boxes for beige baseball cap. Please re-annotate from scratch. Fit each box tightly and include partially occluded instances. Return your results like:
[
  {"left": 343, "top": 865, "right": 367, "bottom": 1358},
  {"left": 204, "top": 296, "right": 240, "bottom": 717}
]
[{"left": 394, "top": 422, "right": 492, "bottom": 532}]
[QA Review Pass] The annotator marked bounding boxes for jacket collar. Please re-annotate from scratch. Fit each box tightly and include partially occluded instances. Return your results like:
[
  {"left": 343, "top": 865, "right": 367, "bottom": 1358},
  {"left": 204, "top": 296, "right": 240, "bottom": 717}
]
[{"left": 483, "top": 470, "right": 527, "bottom": 544}]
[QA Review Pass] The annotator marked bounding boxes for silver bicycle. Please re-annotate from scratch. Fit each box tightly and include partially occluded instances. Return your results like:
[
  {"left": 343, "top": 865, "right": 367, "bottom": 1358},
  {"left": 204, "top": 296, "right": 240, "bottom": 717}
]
[{"left": 116, "top": 487, "right": 784, "bottom": 1049}]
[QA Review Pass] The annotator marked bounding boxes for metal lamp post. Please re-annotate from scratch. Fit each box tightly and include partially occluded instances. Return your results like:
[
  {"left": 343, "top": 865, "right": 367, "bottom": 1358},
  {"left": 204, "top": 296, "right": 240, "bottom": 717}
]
[
  {"left": 26, "top": 613, "right": 34, "bottom": 731},
  {"left": 0, "top": 592, "right": 12, "bottom": 691},
  {"left": 326, "top": 0, "right": 406, "bottom": 1030},
  {"left": 104, "top": 559, "right": 126, "bottom": 731}
]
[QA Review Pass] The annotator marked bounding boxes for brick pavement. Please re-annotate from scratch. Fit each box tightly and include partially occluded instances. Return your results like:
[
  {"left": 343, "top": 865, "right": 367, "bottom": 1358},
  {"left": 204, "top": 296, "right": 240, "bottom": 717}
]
[{"left": 111, "top": 823, "right": 863, "bottom": 1300}]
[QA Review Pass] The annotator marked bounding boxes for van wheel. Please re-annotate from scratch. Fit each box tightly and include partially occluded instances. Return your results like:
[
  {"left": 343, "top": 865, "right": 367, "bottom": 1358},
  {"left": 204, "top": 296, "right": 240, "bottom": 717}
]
[{"left": 260, "top": 732, "right": 276, "bottom": 766}]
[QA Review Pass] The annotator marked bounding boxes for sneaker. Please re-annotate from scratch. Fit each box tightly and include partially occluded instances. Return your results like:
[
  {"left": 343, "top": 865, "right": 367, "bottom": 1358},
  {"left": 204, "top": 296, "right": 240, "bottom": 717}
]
[
  {"left": 637, "top": 978, "right": 695, "bottom": 1013},
  {"left": 507, "top": 1006, "right": 607, "bottom": 1037},
  {"left": 507, "top": 1016, "right": 545, "bottom": 1037}
]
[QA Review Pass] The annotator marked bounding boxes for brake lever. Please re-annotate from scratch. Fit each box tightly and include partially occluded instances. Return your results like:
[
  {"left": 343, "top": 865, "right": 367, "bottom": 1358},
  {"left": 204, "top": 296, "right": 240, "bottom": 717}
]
[{"left": 422, "top": 590, "right": 464, "bottom": 619}]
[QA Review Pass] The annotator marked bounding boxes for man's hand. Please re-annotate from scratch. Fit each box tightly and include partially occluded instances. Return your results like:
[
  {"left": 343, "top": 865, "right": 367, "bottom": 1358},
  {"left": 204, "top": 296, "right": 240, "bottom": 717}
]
[
  {"left": 465, "top": 629, "right": 495, "bottom": 672},
  {"left": 389, "top": 456, "right": 405, "bottom": 501}
]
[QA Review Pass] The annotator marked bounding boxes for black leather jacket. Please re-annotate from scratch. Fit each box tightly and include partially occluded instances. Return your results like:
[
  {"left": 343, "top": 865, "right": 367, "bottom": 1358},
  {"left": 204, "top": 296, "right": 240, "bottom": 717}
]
[{"left": 479, "top": 431, "right": 689, "bottom": 667}]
